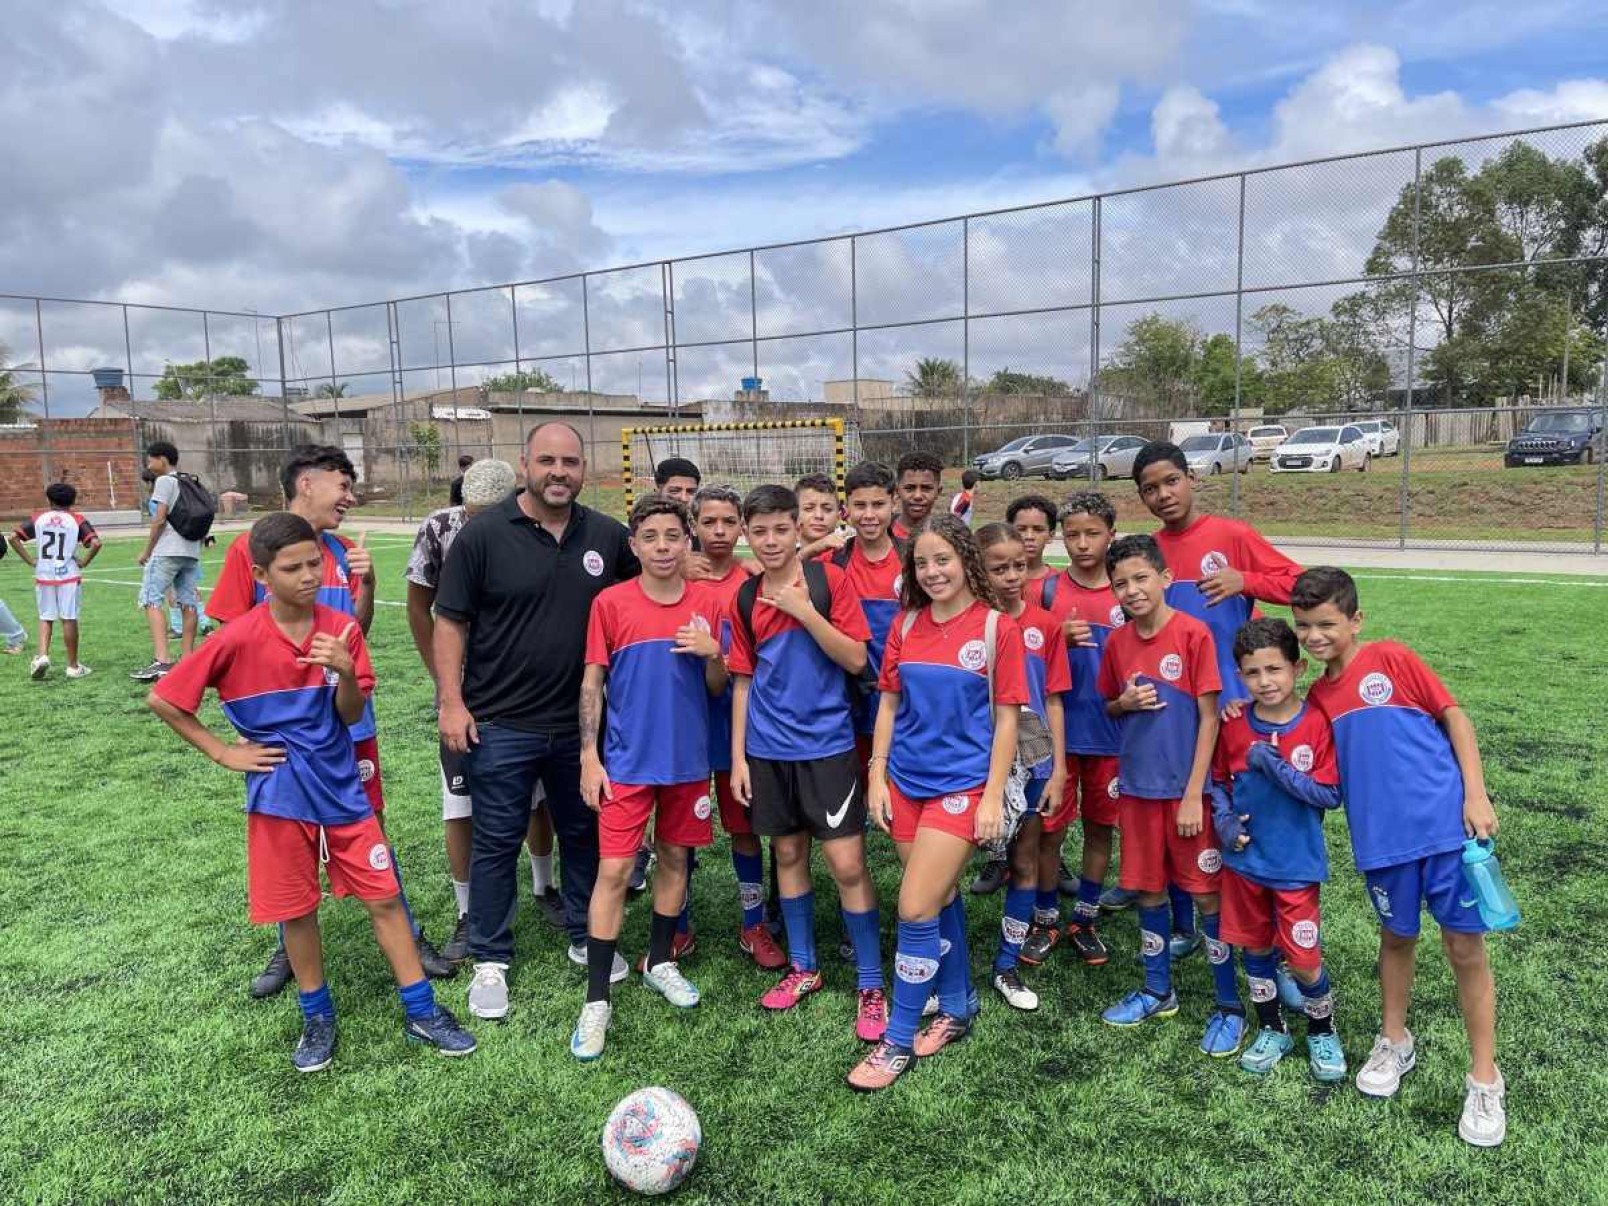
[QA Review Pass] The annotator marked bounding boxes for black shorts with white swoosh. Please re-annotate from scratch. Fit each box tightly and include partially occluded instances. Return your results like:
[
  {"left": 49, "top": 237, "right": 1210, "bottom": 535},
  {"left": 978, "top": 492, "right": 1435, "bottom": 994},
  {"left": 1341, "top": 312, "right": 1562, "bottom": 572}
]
[{"left": 748, "top": 749, "right": 864, "bottom": 841}]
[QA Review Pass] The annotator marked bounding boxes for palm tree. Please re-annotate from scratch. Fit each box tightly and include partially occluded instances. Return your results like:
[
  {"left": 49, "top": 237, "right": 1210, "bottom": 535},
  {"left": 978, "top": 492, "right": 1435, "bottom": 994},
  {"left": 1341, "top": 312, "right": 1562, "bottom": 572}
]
[
  {"left": 903, "top": 357, "right": 963, "bottom": 397},
  {"left": 315, "top": 382, "right": 350, "bottom": 399},
  {"left": 0, "top": 343, "right": 37, "bottom": 423}
]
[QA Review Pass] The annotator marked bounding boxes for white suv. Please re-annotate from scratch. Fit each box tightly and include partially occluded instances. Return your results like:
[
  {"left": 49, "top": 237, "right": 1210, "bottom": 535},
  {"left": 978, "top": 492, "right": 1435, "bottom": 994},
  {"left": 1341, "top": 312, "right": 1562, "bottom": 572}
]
[{"left": 1246, "top": 424, "right": 1288, "bottom": 462}]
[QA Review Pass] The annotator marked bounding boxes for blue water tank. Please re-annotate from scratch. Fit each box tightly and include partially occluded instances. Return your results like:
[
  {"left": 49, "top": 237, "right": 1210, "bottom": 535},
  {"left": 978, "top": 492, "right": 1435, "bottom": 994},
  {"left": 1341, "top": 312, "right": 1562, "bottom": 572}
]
[
  {"left": 92, "top": 367, "right": 125, "bottom": 390},
  {"left": 741, "top": 376, "right": 762, "bottom": 392}
]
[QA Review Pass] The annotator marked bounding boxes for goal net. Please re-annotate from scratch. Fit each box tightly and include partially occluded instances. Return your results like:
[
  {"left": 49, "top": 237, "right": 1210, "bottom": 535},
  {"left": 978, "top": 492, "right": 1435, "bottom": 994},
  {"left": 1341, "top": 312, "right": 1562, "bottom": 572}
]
[{"left": 622, "top": 418, "right": 862, "bottom": 511}]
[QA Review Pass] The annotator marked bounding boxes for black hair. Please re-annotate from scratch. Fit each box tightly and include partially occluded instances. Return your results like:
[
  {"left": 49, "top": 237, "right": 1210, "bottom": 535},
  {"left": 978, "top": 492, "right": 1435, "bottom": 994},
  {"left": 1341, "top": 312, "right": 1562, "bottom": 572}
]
[
  {"left": 1106, "top": 532, "right": 1167, "bottom": 576},
  {"left": 1233, "top": 617, "right": 1301, "bottom": 666},
  {"left": 1291, "top": 566, "right": 1360, "bottom": 617},
  {"left": 140, "top": 468, "right": 158, "bottom": 485},
  {"left": 146, "top": 440, "right": 179, "bottom": 465},
  {"left": 1006, "top": 493, "right": 1057, "bottom": 526},
  {"left": 895, "top": 451, "right": 943, "bottom": 480},
  {"left": 843, "top": 461, "right": 896, "bottom": 496},
  {"left": 973, "top": 521, "right": 1022, "bottom": 552},
  {"left": 960, "top": 469, "right": 979, "bottom": 489},
  {"left": 248, "top": 511, "right": 319, "bottom": 570},
  {"left": 279, "top": 444, "right": 356, "bottom": 503},
  {"left": 1132, "top": 440, "right": 1188, "bottom": 482},
  {"left": 654, "top": 456, "right": 701, "bottom": 487},
  {"left": 691, "top": 483, "right": 742, "bottom": 519},
  {"left": 457, "top": 454, "right": 475, "bottom": 470},
  {"left": 1058, "top": 490, "right": 1117, "bottom": 530},
  {"left": 628, "top": 494, "right": 692, "bottom": 535},
  {"left": 742, "top": 484, "right": 799, "bottom": 524},
  {"left": 899, "top": 515, "right": 998, "bottom": 611},
  {"left": 45, "top": 482, "right": 77, "bottom": 508},
  {"left": 793, "top": 472, "right": 837, "bottom": 501}
]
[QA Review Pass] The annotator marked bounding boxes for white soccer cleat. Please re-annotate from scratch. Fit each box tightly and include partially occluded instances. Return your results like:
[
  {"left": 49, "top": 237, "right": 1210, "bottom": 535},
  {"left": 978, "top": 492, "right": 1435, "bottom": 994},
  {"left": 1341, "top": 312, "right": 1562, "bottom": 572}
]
[
  {"left": 29, "top": 655, "right": 49, "bottom": 680},
  {"left": 1355, "top": 1031, "right": 1416, "bottom": 1098},
  {"left": 570, "top": 1000, "right": 612, "bottom": 1060},
  {"left": 65, "top": 664, "right": 92, "bottom": 679},
  {"left": 643, "top": 962, "right": 701, "bottom": 1009},
  {"left": 1459, "top": 1071, "right": 1507, "bottom": 1147}
]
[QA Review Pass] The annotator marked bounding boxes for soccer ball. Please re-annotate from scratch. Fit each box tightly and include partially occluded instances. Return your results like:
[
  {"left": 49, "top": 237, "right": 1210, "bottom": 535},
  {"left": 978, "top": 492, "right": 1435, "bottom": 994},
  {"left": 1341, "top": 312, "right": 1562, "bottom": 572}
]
[{"left": 601, "top": 1087, "right": 701, "bottom": 1196}]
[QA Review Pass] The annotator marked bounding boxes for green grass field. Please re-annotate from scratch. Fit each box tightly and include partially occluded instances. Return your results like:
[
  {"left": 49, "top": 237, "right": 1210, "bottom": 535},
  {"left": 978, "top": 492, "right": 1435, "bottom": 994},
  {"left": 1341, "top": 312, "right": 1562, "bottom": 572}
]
[{"left": 1, "top": 535, "right": 1604, "bottom": 1204}]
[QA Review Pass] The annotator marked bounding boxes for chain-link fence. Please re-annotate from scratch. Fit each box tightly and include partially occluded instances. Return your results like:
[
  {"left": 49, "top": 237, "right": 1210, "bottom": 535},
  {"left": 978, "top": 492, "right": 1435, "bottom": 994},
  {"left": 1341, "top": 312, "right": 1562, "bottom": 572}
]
[{"left": 3, "top": 118, "right": 1606, "bottom": 552}]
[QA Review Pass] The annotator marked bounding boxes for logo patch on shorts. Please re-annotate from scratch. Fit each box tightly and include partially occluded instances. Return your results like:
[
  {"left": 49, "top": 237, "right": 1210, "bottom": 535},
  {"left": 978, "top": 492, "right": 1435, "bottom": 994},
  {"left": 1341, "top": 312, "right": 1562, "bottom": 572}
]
[
  {"left": 940, "top": 793, "right": 970, "bottom": 815},
  {"left": 958, "top": 640, "right": 987, "bottom": 671},
  {"left": 1140, "top": 929, "right": 1165, "bottom": 957},
  {"left": 1288, "top": 744, "right": 1315, "bottom": 772},
  {"left": 1370, "top": 884, "right": 1393, "bottom": 919},
  {"left": 895, "top": 954, "right": 939, "bottom": 983},
  {"left": 582, "top": 549, "right": 604, "bottom": 577},
  {"left": 1200, "top": 550, "right": 1230, "bottom": 576},
  {"left": 693, "top": 794, "right": 712, "bottom": 820},
  {"left": 1001, "top": 915, "right": 1030, "bottom": 943},
  {"left": 367, "top": 843, "right": 391, "bottom": 871},
  {"left": 357, "top": 759, "right": 376, "bottom": 784},
  {"left": 1159, "top": 653, "right": 1184, "bottom": 681},
  {"left": 1109, "top": 604, "right": 1127, "bottom": 627},
  {"left": 1290, "top": 919, "right": 1320, "bottom": 949},
  {"left": 1023, "top": 626, "right": 1044, "bottom": 651},
  {"left": 1359, "top": 672, "right": 1394, "bottom": 706},
  {"left": 1197, "top": 847, "right": 1222, "bottom": 874}
]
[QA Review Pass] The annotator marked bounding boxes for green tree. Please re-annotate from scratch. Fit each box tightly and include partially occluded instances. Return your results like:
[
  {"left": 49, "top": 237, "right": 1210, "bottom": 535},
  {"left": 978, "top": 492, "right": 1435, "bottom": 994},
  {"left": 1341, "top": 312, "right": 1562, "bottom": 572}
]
[
  {"left": 482, "top": 367, "right": 561, "bottom": 393},
  {"left": 1100, "top": 314, "right": 1201, "bottom": 411},
  {"left": 985, "top": 367, "right": 1071, "bottom": 395},
  {"left": 314, "top": 382, "right": 349, "bottom": 398},
  {"left": 0, "top": 343, "right": 36, "bottom": 424},
  {"left": 407, "top": 421, "right": 442, "bottom": 475},
  {"left": 902, "top": 357, "right": 963, "bottom": 397},
  {"left": 1192, "top": 332, "right": 1262, "bottom": 416},
  {"left": 153, "top": 356, "right": 258, "bottom": 399}
]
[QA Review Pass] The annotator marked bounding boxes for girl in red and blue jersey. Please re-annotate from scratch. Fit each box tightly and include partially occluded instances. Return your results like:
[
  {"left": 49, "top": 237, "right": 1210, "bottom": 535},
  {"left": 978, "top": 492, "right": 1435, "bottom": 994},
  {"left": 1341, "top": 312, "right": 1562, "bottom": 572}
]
[{"left": 848, "top": 516, "right": 1029, "bottom": 1092}]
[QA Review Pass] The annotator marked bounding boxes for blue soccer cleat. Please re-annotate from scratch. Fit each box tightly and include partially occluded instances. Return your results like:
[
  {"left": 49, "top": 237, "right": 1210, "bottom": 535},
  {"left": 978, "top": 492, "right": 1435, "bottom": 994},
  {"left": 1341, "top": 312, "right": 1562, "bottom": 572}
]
[
  {"left": 1276, "top": 962, "right": 1305, "bottom": 1011},
  {"left": 1307, "top": 1032, "right": 1347, "bottom": 1082},
  {"left": 293, "top": 1015, "right": 337, "bottom": 1073},
  {"left": 1239, "top": 1026, "right": 1294, "bottom": 1074},
  {"left": 1201, "top": 1008, "right": 1248, "bottom": 1057},
  {"left": 1169, "top": 932, "right": 1203, "bottom": 961},
  {"left": 1099, "top": 886, "right": 1139, "bottom": 912},
  {"left": 1102, "top": 989, "right": 1179, "bottom": 1027},
  {"left": 404, "top": 1006, "right": 478, "bottom": 1057}
]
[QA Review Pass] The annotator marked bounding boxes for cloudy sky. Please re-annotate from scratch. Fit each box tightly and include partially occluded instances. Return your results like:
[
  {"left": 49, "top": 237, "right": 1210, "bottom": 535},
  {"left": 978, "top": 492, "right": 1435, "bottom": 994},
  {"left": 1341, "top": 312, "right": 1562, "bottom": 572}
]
[{"left": 5, "top": 0, "right": 1608, "bottom": 407}]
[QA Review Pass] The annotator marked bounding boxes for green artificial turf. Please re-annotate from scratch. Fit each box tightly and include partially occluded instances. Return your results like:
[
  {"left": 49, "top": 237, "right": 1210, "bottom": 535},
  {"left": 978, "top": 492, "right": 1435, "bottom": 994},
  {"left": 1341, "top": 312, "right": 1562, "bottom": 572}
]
[{"left": 0, "top": 534, "right": 1602, "bottom": 1204}]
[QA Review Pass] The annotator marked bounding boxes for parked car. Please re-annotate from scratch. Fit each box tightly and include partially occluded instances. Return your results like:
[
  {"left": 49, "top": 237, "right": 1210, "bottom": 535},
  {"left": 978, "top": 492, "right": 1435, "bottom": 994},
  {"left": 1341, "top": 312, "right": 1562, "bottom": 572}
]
[
  {"left": 1246, "top": 424, "right": 1288, "bottom": 461},
  {"left": 1046, "top": 434, "right": 1148, "bottom": 481},
  {"left": 1179, "top": 432, "right": 1252, "bottom": 476},
  {"left": 1270, "top": 425, "right": 1371, "bottom": 473},
  {"left": 971, "top": 433, "right": 1081, "bottom": 480},
  {"left": 1353, "top": 419, "right": 1401, "bottom": 457},
  {"left": 1503, "top": 409, "right": 1603, "bottom": 468}
]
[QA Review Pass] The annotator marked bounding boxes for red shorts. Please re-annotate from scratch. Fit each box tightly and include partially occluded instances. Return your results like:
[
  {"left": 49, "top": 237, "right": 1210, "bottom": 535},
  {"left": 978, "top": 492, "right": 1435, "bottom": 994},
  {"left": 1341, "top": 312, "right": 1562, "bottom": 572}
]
[
  {"left": 889, "top": 780, "right": 984, "bottom": 845},
  {"left": 714, "top": 771, "right": 751, "bottom": 837},
  {"left": 246, "top": 811, "right": 397, "bottom": 925},
  {"left": 1116, "top": 795, "right": 1222, "bottom": 896},
  {"left": 354, "top": 735, "right": 384, "bottom": 814},
  {"left": 599, "top": 781, "right": 715, "bottom": 860},
  {"left": 1047, "top": 754, "right": 1120, "bottom": 833},
  {"left": 1219, "top": 869, "right": 1324, "bottom": 971}
]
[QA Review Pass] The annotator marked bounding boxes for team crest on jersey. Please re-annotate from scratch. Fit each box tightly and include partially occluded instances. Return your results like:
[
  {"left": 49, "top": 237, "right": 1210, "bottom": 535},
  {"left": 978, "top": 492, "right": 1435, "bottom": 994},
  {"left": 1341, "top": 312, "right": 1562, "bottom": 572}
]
[
  {"left": 1023, "top": 626, "right": 1044, "bottom": 651},
  {"left": 891, "top": 575, "right": 903, "bottom": 598},
  {"left": 958, "top": 640, "right": 987, "bottom": 671},
  {"left": 367, "top": 843, "right": 391, "bottom": 871},
  {"left": 323, "top": 667, "right": 340, "bottom": 688},
  {"left": 895, "top": 953, "right": 940, "bottom": 983},
  {"left": 1371, "top": 884, "right": 1393, "bottom": 919},
  {"left": 693, "top": 795, "right": 712, "bottom": 821},
  {"left": 1107, "top": 776, "right": 1120, "bottom": 799},
  {"left": 1001, "top": 915, "right": 1030, "bottom": 943},
  {"left": 1159, "top": 653, "right": 1184, "bottom": 682},
  {"left": 357, "top": 759, "right": 376, "bottom": 784},
  {"left": 1140, "top": 929, "right": 1165, "bottom": 957},
  {"left": 1109, "top": 604, "right": 1127, "bottom": 627},
  {"left": 1197, "top": 846, "right": 1222, "bottom": 874},
  {"left": 1200, "top": 550, "right": 1230, "bottom": 576},
  {"left": 940, "top": 793, "right": 970, "bottom": 815},
  {"left": 1289, "top": 744, "right": 1315, "bottom": 772},
  {"left": 1290, "top": 920, "right": 1320, "bottom": 949},
  {"left": 582, "top": 550, "right": 604, "bottom": 577},
  {"left": 334, "top": 562, "right": 349, "bottom": 586},
  {"left": 689, "top": 613, "right": 712, "bottom": 635},
  {"left": 1359, "top": 672, "right": 1395, "bottom": 706}
]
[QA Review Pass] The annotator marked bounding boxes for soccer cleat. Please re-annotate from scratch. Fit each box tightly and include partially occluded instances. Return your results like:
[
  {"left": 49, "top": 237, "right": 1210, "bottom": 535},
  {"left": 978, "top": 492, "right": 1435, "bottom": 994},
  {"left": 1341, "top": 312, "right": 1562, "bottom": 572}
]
[
  {"left": 1099, "top": 886, "right": 1138, "bottom": 912},
  {"left": 855, "top": 988, "right": 888, "bottom": 1042},
  {"left": 1458, "top": 1071, "right": 1507, "bottom": 1148},
  {"left": 535, "top": 887, "right": 567, "bottom": 930},
  {"left": 1057, "top": 859, "right": 1078, "bottom": 897},
  {"left": 570, "top": 1000, "right": 612, "bottom": 1061},
  {"left": 1355, "top": 1031, "right": 1416, "bottom": 1098},
  {"left": 847, "top": 1040, "right": 915, "bottom": 1092},
  {"left": 1102, "top": 988, "right": 1179, "bottom": 1027},
  {"left": 1200, "top": 1009, "right": 1249, "bottom": 1058},
  {"left": 992, "top": 968, "right": 1039, "bottom": 1012},
  {"left": 1276, "top": 962, "right": 1305, "bottom": 1011},
  {"left": 738, "top": 922, "right": 788, "bottom": 970},
  {"left": 467, "top": 962, "right": 510, "bottom": 1020},
  {"left": 627, "top": 846, "right": 653, "bottom": 896},
  {"left": 404, "top": 1006, "right": 478, "bottom": 1056},
  {"left": 1239, "top": 1026, "right": 1294, "bottom": 1075},
  {"left": 29, "top": 655, "right": 50, "bottom": 680},
  {"left": 969, "top": 858, "right": 1009, "bottom": 895},
  {"left": 293, "top": 1015, "right": 337, "bottom": 1072},
  {"left": 416, "top": 932, "right": 457, "bottom": 980},
  {"left": 568, "top": 942, "right": 629, "bottom": 984},
  {"left": 636, "top": 930, "right": 697, "bottom": 974},
  {"left": 1064, "top": 922, "right": 1111, "bottom": 967},
  {"left": 1018, "top": 924, "right": 1060, "bottom": 967},
  {"left": 65, "top": 664, "right": 92, "bottom": 679},
  {"left": 642, "top": 962, "right": 701, "bottom": 1009},
  {"left": 250, "top": 946, "right": 293, "bottom": 999},
  {"left": 441, "top": 915, "right": 470, "bottom": 964},
  {"left": 1307, "top": 1032, "right": 1348, "bottom": 1083},
  {"left": 129, "top": 660, "right": 172, "bottom": 682},
  {"left": 760, "top": 967, "right": 824, "bottom": 1011},
  {"left": 912, "top": 1012, "right": 973, "bottom": 1058},
  {"left": 1169, "top": 932, "right": 1203, "bottom": 961}
]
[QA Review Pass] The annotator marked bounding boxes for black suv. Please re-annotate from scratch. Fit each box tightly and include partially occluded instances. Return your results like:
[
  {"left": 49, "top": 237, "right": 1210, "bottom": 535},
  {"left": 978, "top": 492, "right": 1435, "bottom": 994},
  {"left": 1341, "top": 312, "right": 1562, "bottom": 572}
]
[{"left": 1503, "top": 409, "right": 1603, "bottom": 468}]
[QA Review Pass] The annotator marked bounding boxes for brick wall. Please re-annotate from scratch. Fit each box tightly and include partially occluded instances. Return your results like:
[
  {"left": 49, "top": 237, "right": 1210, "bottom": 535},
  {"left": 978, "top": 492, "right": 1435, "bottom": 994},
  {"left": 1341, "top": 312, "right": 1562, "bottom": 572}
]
[{"left": 0, "top": 419, "right": 141, "bottom": 517}]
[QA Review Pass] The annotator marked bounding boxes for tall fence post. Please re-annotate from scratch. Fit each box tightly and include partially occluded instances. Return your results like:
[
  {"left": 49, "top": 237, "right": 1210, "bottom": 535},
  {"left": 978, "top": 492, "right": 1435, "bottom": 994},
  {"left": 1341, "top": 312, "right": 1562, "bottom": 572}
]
[
  {"left": 34, "top": 299, "right": 52, "bottom": 491},
  {"left": 850, "top": 237, "right": 859, "bottom": 418},
  {"left": 1230, "top": 172, "right": 1247, "bottom": 519},
  {"left": 582, "top": 274, "right": 595, "bottom": 508},
  {"left": 276, "top": 316, "right": 292, "bottom": 454},
  {"left": 1595, "top": 328, "right": 1607, "bottom": 553},
  {"left": 664, "top": 262, "right": 678, "bottom": 421},
  {"left": 124, "top": 305, "right": 143, "bottom": 512},
  {"left": 1398, "top": 147, "right": 1424, "bottom": 550},
  {"left": 1089, "top": 196, "right": 1102, "bottom": 436},
  {"left": 962, "top": 216, "right": 971, "bottom": 465}
]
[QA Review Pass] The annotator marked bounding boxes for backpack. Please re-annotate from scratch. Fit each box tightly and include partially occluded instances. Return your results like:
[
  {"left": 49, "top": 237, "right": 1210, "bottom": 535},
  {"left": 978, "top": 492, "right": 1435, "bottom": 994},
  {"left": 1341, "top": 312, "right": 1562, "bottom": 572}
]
[
  {"left": 829, "top": 533, "right": 906, "bottom": 571},
  {"left": 736, "top": 561, "right": 879, "bottom": 703},
  {"left": 1039, "top": 570, "right": 1059, "bottom": 610},
  {"left": 166, "top": 472, "right": 218, "bottom": 542}
]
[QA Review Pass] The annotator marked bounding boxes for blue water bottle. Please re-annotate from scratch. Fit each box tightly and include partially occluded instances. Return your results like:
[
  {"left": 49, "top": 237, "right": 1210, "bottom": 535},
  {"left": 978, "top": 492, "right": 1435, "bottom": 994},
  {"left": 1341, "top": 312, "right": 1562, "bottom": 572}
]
[{"left": 1461, "top": 839, "right": 1520, "bottom": 931}]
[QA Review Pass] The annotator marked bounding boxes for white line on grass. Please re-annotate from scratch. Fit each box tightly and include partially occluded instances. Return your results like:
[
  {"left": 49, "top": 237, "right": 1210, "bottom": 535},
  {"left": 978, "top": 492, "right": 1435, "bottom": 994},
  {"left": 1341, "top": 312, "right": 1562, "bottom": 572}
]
[
  {"left": 78, "top": 576, "right": 406, "bottom": 605},
  {"left": 1349, "top": 573, "right": 1608, "bottom": 588}
]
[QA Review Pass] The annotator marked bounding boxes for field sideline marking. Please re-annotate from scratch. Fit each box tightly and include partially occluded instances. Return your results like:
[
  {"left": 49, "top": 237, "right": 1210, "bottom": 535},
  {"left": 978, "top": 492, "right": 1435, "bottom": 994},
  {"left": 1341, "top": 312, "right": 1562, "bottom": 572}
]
[
  {"left": 77, "top": 576, "right": 407, "bottom": 605},
  {"left": 1349, "top": 573, "right": 1608, "bottom": 588}
]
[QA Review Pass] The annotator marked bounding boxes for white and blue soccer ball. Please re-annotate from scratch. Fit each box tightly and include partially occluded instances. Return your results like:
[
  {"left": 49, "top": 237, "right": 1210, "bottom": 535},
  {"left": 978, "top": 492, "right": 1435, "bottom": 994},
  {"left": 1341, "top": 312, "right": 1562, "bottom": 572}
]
[{"left": 602, "top": 1087, "right": 701, "bottom": 1196}]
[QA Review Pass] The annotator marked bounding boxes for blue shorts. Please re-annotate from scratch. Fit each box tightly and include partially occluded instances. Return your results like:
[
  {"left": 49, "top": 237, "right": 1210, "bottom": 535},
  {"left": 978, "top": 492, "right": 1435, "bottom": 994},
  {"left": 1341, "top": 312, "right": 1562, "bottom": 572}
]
[
  {"left": 1364, "top": 851, "right": 1487, "bottom": 938},
  {"left": 1022, "top": 777, "right": 1050, "bottom": 815},
  {"left": 139, "top": 555, "right": 201, "bottom": 610}
]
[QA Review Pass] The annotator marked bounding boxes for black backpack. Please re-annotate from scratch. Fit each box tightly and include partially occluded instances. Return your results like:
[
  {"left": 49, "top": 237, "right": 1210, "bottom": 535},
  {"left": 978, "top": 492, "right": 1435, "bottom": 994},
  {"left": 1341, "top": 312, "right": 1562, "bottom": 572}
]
[
  {"left": 736, "top": 561, "right": 878, "bottom": 703},
  {"left": 1040, "top": 570, "right": 1060, "bottom": 610},
  {"left": 829, "top": 533, "right": 906, "bottom": 570},
  {"left": 166, "top": 472, "right": 218, "bottom": 542}
]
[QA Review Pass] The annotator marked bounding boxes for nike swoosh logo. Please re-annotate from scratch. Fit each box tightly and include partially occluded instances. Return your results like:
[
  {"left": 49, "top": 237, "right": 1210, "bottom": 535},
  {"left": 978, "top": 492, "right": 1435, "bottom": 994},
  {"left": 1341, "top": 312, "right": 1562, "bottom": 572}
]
[{"left": 826, "top": 782, "right": 855, "bottom": 828}]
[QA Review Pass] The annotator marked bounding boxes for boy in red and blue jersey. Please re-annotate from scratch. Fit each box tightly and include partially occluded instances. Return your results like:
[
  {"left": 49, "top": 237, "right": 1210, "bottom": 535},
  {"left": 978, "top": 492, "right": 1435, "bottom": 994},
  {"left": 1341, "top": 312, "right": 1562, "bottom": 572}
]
[
  {"left": 574, "top": 497, "right": 729, "bottom": 1060},
  {"left": 1292, "top": 567, "right": 1506, "bottom": 1148},
  {"left": 891, "top": 451, "right": 943, "bottom": 542},
  {"left": 1209, "top": 618, "right": 1345, "bottom": 1082},
  {"left": 729, "top": 484, "right": 887, "bottom": 1042},
  {"left": 1009, "top": 494, "right": 1058, "bottom": 608},
  {"left": 1096, "top": 534, "right": 1247, "bottom": 1056},
  {"left": 149, "top": 512, "right": 474, "bottom": 1072}
]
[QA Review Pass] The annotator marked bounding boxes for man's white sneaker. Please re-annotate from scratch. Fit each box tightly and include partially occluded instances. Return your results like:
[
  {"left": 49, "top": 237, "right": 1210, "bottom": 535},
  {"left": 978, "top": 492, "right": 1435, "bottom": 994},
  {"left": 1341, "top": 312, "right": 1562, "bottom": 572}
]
[
  {"left": 29, "top": 656, "right": 49, "bottom": 680},
  {"left": 567, "top": 941, "right": 628, "bottom": 984},
  {"left": 1459, "top": 1071, "right": 1507, "bottom": 1147},
  {"left": 467, "top": 961, "right": 510, "bottom": 1020},
  {"left": 570, "top": 1000, "right": 612, "bottom": 1060},
  {"left": 1356, "top": 1031, "right": 1416, "bottom": 1098},
  {"left": 643, "top": 961, "right": 701, "bottom": 1008},
  {"left": 65, "top": 664, "right": 92, "bottom": 679}
]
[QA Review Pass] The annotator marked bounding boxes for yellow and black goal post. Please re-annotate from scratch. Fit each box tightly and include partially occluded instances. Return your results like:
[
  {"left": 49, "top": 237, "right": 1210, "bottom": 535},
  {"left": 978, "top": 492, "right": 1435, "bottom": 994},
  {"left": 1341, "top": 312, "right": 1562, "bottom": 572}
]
[{"left": 621, "top": 417, "right": 848, "bottom": 514}]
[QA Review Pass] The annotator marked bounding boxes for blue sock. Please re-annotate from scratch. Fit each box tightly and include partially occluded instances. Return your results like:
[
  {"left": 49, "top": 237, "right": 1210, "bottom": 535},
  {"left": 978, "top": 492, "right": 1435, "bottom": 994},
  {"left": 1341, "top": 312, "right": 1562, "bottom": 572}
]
[
  {"left": 1074, "top": 877, "right": 1102, "bottom": 923},
  {"left": 888, "top": 918, "right": 940, "bottom": 1049},
  {"left": 841, "top": 907, "right": 884, "bottom": 989},
  {"left": 1201, "top": 913, "right": 1240, "bottom": 1010},
  {"left": 397, "top": 977, "right": 436, "bottom": 1020},
  {"left": 1034, "top": 887, "right": 1060, "bottom": 928},
  {"left": 936, "top": 896, "right": 972, "bottom": 1017},
  {"left": 1169, "top": 883, "right": 1195, "bottom": 935},
  {"left": 997, "top": 886, "right": 1036, "bottom": 972},
  {"left": 298, "top": 984, "right": 334, "bottom": 1021},
  {"left": 388, "top": 846, "right": 422, "bottom": 939},
  {"left": 732, "top": 848, "right": 764, "bottom": 928},
  {"left": 1138, "top": 904, "right": 1172, "bottom": 998},
  {"left": 779, "top": 891, "right": 817, "bottom": 972},
  {"left": 1298, "top": 966, "right": 1336, "bottom": 1033},
  {"left": 677, "top": 850, "right": 697, "bottom": 936}
]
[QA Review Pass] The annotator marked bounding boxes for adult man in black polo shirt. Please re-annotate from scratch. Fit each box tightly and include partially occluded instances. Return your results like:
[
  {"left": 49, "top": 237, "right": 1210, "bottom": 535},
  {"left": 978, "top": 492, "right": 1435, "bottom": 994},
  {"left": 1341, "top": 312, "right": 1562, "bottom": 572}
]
[{"left": 433, "top": 421, "right": 639, "bottom": 1020}]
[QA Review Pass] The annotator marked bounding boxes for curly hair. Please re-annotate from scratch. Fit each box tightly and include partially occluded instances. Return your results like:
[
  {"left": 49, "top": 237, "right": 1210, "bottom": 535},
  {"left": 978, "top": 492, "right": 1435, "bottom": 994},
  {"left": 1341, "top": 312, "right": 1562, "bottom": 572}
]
[{"left": 900, "top": 514, "right": 999, "bottom": 612}]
